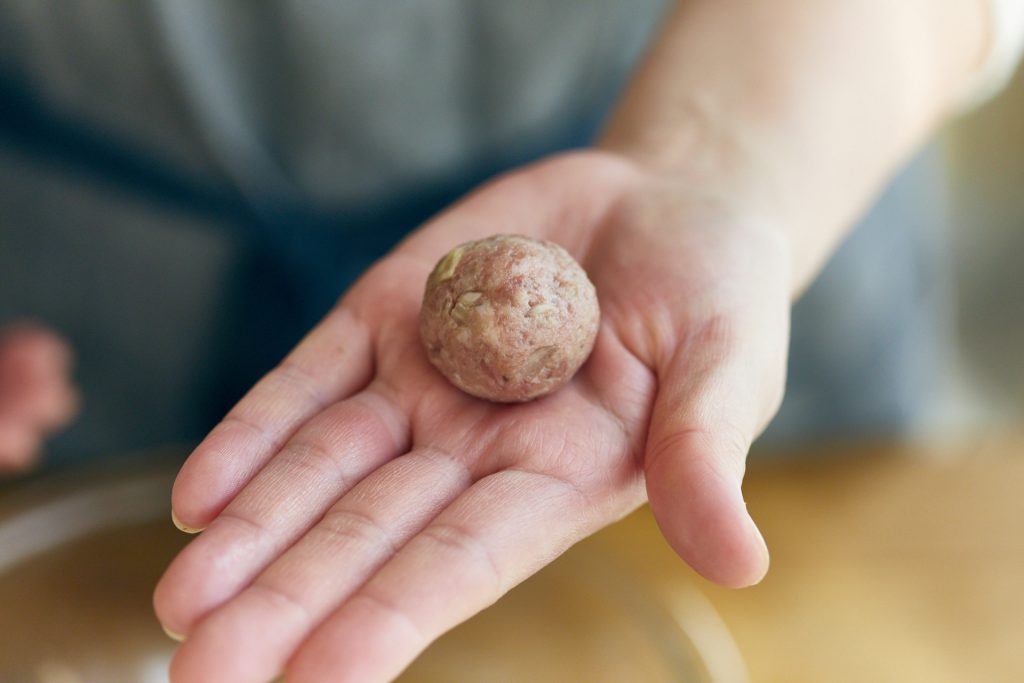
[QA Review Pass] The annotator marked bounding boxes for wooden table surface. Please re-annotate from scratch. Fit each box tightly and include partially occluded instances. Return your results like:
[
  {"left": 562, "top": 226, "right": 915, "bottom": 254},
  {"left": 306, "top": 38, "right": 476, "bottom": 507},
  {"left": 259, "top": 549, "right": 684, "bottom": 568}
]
[
  {"left": 1, "top": 435, "right": 1021, "bottom": 682},
  {"left": 589, "top": 432, "right": 1024, "bottom": 683}
]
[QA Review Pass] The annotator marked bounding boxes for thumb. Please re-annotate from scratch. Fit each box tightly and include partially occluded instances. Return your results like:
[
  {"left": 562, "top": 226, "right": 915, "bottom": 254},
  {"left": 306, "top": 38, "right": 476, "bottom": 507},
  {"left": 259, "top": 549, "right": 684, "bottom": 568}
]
[{"left": 644, "top": 317, "right": 785, "bottom": 588}]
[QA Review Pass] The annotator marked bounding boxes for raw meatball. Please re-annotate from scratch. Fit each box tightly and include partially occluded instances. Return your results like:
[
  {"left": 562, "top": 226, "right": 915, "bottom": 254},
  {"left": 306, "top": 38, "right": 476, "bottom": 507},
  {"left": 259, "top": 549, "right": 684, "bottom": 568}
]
[{"left": 420, "top": 234, "right": 600, "bottom": 402}]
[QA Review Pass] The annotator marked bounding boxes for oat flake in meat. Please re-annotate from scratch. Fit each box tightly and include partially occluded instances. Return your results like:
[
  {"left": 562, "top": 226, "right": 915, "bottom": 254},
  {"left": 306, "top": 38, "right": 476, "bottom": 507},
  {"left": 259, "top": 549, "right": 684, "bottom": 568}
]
[{"left": 419, "top": 234, "right": 600, "bottom": 402}]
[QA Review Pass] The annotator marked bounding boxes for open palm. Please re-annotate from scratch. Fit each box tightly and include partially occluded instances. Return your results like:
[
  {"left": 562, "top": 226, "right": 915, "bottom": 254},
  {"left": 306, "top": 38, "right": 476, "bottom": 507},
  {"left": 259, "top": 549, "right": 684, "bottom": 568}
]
[{"left": 155, "top": 151, "right": 792, "bottom": 682}]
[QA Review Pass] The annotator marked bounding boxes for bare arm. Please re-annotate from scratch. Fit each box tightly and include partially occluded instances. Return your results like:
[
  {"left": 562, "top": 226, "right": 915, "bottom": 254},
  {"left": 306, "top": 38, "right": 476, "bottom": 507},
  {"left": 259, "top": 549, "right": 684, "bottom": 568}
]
[{"left": 602, "top": 0, "right": 989, "bottom": 292}]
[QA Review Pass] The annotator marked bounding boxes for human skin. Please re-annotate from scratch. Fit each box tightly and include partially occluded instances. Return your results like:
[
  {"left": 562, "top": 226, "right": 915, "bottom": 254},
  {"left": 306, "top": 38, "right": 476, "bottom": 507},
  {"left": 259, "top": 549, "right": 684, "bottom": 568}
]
[
  {"left": 156, "top": 1, "right": 989, "bottom": 681},
  {"left": 0, "top": 324, "right": 76, "bottom": 472}
]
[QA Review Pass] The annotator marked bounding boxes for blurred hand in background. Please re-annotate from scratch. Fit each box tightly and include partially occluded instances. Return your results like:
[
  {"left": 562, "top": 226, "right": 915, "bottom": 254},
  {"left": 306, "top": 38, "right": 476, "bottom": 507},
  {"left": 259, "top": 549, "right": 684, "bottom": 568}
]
[{"left": 0, "top": 324, "right": 77, "bottom": 471}]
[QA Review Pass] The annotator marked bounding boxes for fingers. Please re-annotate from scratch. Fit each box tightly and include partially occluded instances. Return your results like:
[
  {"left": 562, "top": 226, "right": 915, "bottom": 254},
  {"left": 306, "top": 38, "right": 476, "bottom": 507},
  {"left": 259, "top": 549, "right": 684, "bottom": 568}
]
[
  {"left": 171, "top": 305, "right": 374, "bottom": 529},
  {"left": 155, "top": 388, "right": 408, "bottom": 635},
  {"left": 0, "top": 324, "right": 77, "bottom": 426},
  {"left": 285, "top": 468, "right": 603, "bottom": 683},
  {"left": 644, "top": 314, "right": 786, "bottom": 588},
  {"left": 0, "top": 324, "right": 77, "bottom": 470},
  {"left": 167, "top": 447, "right": 472, "bottom": 683}
]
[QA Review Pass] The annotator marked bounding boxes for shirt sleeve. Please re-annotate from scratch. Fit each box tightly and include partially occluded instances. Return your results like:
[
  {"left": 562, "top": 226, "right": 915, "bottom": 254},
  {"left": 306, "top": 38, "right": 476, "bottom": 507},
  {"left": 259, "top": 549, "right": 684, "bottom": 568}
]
[{"left": 956, "top": 0, "right": 1024, "bottom": 111}]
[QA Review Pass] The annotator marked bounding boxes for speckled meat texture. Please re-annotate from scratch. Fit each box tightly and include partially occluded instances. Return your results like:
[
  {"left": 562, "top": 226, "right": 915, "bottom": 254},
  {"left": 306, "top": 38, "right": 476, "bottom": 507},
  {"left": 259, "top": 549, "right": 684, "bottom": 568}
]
[{"left": 420, "top": 234, "right": 600, "bottom": 402}]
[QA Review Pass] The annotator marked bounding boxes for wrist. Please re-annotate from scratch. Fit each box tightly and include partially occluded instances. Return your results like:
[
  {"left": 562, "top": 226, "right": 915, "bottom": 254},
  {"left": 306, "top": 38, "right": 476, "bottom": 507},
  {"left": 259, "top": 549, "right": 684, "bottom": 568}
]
[{"left": 597, "top": 97, "right": 804, "bottom": 293}]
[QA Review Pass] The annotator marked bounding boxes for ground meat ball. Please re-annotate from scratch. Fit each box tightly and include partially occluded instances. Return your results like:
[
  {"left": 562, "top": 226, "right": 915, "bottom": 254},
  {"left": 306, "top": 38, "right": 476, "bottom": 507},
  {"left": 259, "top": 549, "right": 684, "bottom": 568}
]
[{"left": 419, "top": 234, "right": 600, "bottom": 402}]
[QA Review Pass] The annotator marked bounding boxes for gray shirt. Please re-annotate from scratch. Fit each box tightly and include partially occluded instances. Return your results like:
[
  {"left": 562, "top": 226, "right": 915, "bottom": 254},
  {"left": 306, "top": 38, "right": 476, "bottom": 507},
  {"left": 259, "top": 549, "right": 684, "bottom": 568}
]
[{"left": 0, "top": 1, "right": 951, "bottom": 463}]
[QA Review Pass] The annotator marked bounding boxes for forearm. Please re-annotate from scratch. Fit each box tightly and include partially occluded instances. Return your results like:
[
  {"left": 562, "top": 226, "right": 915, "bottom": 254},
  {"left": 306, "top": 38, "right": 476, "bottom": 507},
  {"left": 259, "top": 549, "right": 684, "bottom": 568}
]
[{"left": 601, "top": 0, "right": 989, "bottom": 293}]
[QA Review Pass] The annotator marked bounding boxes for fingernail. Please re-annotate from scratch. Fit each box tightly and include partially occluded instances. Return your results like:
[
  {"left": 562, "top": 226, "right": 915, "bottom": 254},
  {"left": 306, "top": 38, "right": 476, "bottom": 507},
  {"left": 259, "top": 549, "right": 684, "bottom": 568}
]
[
  {"left": 162, "top": 624, "right": 186, "bottom": 642},
  {"left": 171, "top": 509, "right": 204, "bottom": 534}
]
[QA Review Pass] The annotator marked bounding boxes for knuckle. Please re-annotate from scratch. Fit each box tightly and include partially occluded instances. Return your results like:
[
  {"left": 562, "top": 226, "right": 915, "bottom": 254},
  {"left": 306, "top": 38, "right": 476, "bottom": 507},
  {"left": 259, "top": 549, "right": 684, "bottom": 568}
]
[
  {"left": 317, "top": 508, "right": 395, "bottom": 555},
  {"left": 274, "top": 360, "right": 333, "bottom": 408},
  {"left": 419, "top": 523, "right": 503, "bottom": 594},
  {"left": 275, "top": 440, "right": 348, "bottom": 488},
  {"left": 647, "top": 423, "right": 749, "bottom": 483},
  {"left": 355, "top": 590, "right": 426, "bottom": 646},
  {"left": 247, "top": 582, "right": 312, "bottom": 629},
  {"left": 218, "top": 413, "right": 279, "bottom": 451}
]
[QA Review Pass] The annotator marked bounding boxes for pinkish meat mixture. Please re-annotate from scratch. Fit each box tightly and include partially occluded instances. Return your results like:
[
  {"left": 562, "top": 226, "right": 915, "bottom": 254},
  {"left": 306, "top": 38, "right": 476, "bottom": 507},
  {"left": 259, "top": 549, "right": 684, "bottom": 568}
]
[{"left": 419, "top": 234, "right": 600, "bottom": 402}]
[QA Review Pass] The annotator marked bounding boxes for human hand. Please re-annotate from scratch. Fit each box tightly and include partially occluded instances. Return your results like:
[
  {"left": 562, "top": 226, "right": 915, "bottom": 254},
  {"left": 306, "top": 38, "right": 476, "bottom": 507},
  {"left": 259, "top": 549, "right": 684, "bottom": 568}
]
[
  {"left": 155, "top": 151, "right": 792, "bottom": 682},
  {"left": 0, "top": 324, "right": 77, "bottom": 472}
]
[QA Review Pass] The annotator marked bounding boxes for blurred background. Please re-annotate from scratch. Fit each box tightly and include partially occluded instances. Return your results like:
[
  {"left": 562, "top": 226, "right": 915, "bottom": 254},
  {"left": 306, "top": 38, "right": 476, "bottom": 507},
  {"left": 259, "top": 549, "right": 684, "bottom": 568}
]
[
  {"left": 947, "top": 69, "right": 1024, "bottom": 426},
  {"left": 0, "top": 2, "right": 1021, "bottom": 466},
  {"left": 0, "top": 3, "right": 1021, "bottom": 682}
]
